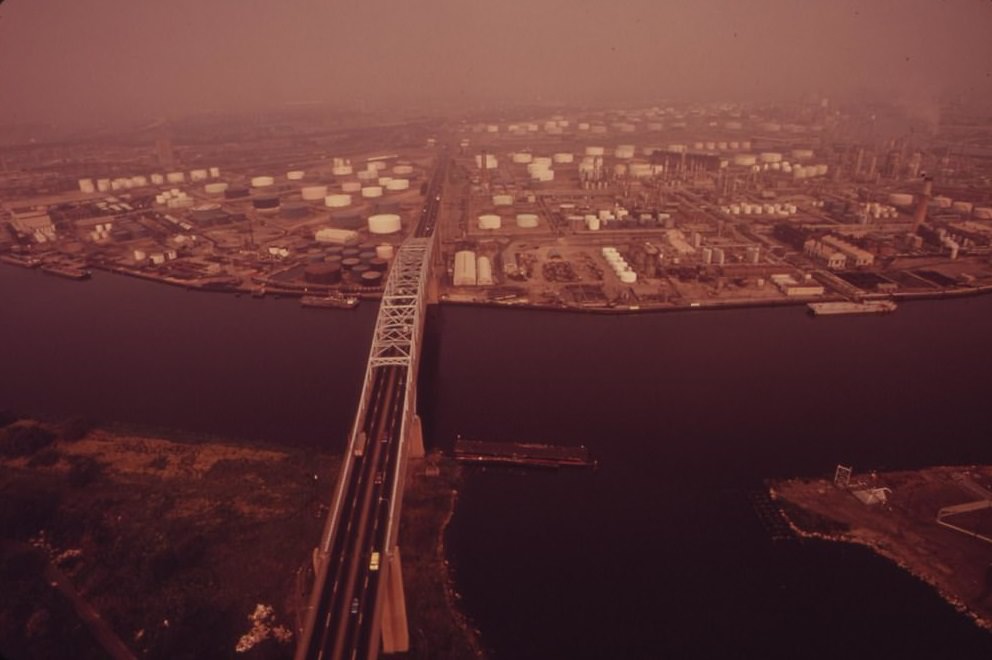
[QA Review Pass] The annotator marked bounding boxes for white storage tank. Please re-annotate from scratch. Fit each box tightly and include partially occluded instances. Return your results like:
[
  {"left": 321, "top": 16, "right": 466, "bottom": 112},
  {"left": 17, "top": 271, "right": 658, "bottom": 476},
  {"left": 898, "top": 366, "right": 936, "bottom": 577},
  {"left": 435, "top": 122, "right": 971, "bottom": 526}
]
[
  {"left": 251, "top": 175, "right": 274, "bottom": 188},
  {"left": 512, "top": 152, "right": 533, "bottom": 164},
  {"left": 368, "top": 213, "right": 401, "bottom": 234},
  {"left": 392, "top": 164, "right": 414, "bottom": 176},
  {"left": 492, "top": 194, "right": 513, "bottom": 206},
  {"left": 205, "top": 182, "right": 229, "bottom": 194},
  {"left": 133, "top": 249, "right": 147, "bottom": 262},
  {"left": 759, "top": 152, "right": 783, "bottom": 164},
  {"left": 386, "top": 178, "right": 410, "bottom": 191},
  {"left": 552, "top": 152, "right": 574, "bottom": 164},
  {"left": 619, "top": 270, "right": 637, "bottom": 284},
  {"left": 516, "top": 213, "right": 538, "bottom": 228},
  {"left": 167, "top": 171, "right": 186, "bottom": 184},
  {"left": 361, "top": 186, "right": 383, "bottom": 199},
  {"left": 302, "top": 185, "right": 328, "bottom": 201},
  {"left": 585, "top": 146, "right": 605, "bottom": 157},
  {"left": 587, "top": 216, "right": 601, "bottom": 231},
  {"left": 132, "top": 175, "right": 148, "bottom": 187},
  {"left": 287, "top": 170, "right": 305, "bottom": 181},
  {"left": 208, "top": 166, "right": 220, "bottom": 178},
  {"left": 190, "top": 169, "right": 208, "bottom": 181},
  {"left": 78, "top": 178, "right": 96, "bottom": 194},
  {"left": 375, "top": 244, "right": 395, "bottom": 260},
  {"left": 367, "top": 161, "right": 387, "bottom": 172},
  {"left": 614, "top": 145, "right": 636, "bottom": 159},
  {"left": 357, "top": 170, "right": 377, "bottom": 182},
  {"left": 478, "top": 214, "right": 501, "bottom": 230},
  {"left": 324, "top": 194, "right": 352, "bottom": 208},
  {"left": 477, "top": 255, "right": 494, "bottom": 285},
  {"left": 332, "top": 165, "right": 354, "bottom": 176},
  {"left": 791, "top": 149, "right": 814, "bottom": 161}
]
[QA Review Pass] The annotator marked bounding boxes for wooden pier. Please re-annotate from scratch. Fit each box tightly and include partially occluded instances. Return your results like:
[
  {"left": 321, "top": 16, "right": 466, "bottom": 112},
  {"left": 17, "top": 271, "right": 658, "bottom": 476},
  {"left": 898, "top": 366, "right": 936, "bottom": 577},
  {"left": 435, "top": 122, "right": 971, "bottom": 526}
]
[{"left": 453, "top": 438, "right": 597, "bottom": 469}]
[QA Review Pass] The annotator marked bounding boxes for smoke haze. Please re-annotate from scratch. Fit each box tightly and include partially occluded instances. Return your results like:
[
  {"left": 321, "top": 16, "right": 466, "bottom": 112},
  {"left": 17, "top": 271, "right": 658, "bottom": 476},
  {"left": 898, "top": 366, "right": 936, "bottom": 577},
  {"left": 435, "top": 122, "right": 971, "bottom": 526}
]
[{"left": 1, "top": 0, "right": 991, "bottom": 125}]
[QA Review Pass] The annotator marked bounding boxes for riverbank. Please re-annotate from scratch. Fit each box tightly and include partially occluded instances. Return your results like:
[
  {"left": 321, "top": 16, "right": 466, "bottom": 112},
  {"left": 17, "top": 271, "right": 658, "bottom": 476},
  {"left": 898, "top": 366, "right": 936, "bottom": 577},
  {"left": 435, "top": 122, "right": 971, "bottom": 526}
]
[
  {"left": 772, "top": 466, "right": 992, "bottom": 634},
  {"left": 0, "top": 416, "right": 482, "bottom": 659}
]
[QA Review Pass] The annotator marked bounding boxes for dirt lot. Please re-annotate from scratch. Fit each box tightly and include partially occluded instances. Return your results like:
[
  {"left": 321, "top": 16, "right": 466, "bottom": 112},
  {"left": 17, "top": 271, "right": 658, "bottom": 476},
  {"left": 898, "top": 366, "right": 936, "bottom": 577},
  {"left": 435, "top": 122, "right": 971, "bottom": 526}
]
[{"left": 773, "top": 466, "right": 992, "bottom": 632}]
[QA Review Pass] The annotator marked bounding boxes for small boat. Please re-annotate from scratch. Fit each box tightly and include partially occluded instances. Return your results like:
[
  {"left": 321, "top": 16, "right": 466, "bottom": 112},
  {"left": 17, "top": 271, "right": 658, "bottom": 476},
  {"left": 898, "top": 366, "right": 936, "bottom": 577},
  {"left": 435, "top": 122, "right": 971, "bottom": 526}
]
[
  {"left": 300, "top": 294, "right": 359, "bottom": 310},
  {"left": 40, "top": 264, "right": 91, "bottom": 280}
]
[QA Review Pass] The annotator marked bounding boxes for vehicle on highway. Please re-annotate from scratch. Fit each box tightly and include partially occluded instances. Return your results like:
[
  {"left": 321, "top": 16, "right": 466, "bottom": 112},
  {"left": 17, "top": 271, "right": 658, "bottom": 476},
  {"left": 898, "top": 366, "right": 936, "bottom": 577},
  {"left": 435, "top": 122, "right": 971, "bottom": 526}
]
[
  {"left": 351, "top": 598, "right": 359, "bottom": 615},
  {"left": 374, "top": 472, "right": 384, "bottom": 485},
  {"left": 369, "top": 551, "right": 381, "bottom": 572}
]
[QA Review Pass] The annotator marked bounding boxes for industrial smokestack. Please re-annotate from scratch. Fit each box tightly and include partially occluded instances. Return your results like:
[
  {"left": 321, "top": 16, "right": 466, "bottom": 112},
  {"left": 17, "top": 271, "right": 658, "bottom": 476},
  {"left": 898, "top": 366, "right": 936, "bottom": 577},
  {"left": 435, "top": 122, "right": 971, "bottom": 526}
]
[{"left": 912, "top": 174, "right": 933, "bottom": 231}]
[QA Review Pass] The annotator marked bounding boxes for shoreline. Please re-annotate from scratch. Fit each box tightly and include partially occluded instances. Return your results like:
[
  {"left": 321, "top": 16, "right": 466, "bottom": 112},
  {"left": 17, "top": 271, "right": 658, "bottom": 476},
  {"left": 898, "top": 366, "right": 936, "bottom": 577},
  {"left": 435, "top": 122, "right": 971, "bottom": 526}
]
[
  {"left": 6, "top": 259, "right": 991, "bottom": 316},
  {"left": 771, "top": 467, "right": 992, "bottom": 635}
]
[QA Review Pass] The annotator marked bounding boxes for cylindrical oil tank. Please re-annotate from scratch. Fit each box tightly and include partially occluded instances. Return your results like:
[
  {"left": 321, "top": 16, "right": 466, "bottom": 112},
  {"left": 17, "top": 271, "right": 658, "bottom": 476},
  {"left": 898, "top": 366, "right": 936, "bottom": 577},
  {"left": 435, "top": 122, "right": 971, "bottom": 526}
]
[
  {"left": 287, "top": 170, "right": 305, "bottom": 181},
  {"left": 478, "top": 214, "right": 501, "bottom": 230},
  {"left": 150, "top": 174, "right": 165, "bottom": 185},
  {"left": 585, "top": 146, "right": 605, "bottom": 156},
  {"left": 332, "top": 210, "right": 363, "bottom": 229},
  {"left": 492, "top": 194, "right": 513, "bottom": 206},
  {"left": 759, "top": 152, "right": 783, "bottom": 164},
  {"left": 342, "top": 247, "right": 361, "bottom": 257},
  {"left": 332, "top": 165, "right": 354, "bottom": 176},
  {"left": 359, "top": 251, "right": 377, "bottom": 261},
  {"left": 368, "top": 213, "right": 401, "bottom": 234},
  {"left": 553, "top": 152, "right": 574, "bottom": 164},
  {"left": 341, "top": 257, "right": 361, "bottom": 270},
  {"left": 166, "top": 171, "right": 185, "bottom": 184},
  {"left": 281, "top": 201, "right": 310, "bottom": 219},
  {"left": 324, "top": 255, "right": 343, "bottom": 267},
  {"left": 357, "top": 170, "right": 377, "bottom": 182},
  {"left": 252, "top": 195, "right": 280, "bottom": 210},
  {"left": 205, "top": 181, "right": 228, "bottom": 194},
  {"left": 889, "top": 193, "right": 914, "bottom": 206},
  {"left": 304, "top": 263, "right": 341, "bottom": 284},
  {"left": 368, "top": 257, "right": 388, "bottom": 272},
  {"left": 251, "top": 175, "right": 275, "bottom": 188},
  {"left": 791, "top": 149, "right": 814, "bottom": 161},
  {"left": 376, "top": 244, "right": 395, "bottom": 260},
  {"left": 512, "top": 152, "right": 533, "bottom": 164},
  {"left": 377, "top": 176, "right": 393, "bottom": 187},
  {"left": 392, "top": 164, "right": 414, "bottom": 176},
  {"left": 360, "top": 270, "right": 384, "bottom": 287},
  {"left": 190, "top": 169, "right": 209, "bottom": 181},
  {"left": 361, "top": 186, "right": 383, "bottom": 199},
  {"left": 78, "top": 178, "right": 96, "bottom": 193},
  {"left": 325, "top": 194, "right": 352, "bottom": 208},
  {"left": 351, "top": 264, "right": 370, "bottom": 277},
  {"left": 302, "top": 185, "right": 328, "bottom": 201},
  {"left": 385, "top": 178, "right": 410, "bottom": 191},
  {"left": 516, "top": 213, "right": 538, "bottom": 228}
]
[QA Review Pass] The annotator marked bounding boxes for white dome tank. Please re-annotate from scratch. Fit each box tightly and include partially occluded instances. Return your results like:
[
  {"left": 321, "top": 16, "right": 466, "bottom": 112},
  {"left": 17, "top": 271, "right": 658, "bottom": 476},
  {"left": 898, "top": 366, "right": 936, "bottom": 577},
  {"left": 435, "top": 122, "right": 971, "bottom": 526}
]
[
  {"left": 386, "top": 178, "right": 410, "bottom": 191},
  {"left": 324, "top": 194, "right": 352, "bottom": 208},
  {"left": 205, "top": 182, "right": 228, "bottom": 194},
  {"left": 516, "top": 213, "right": 538, "bottom": 228},
  {"left": 361, "top": 186, "right": 383, "bottom": 199},
  {"left": 375, "top": 244, "right": 395, "bottom": 260},
  {"left": 251, "top": 175, "right": 274, "bottom": 187},
  {"left": 301, "top": 185, "right": 328, "bottom": 201},
  {"left": 368, "top": 213, "right": 401, "bottom": 234},
  {"left": 478, "top": 214, "right": 501, "bottom": 230}
]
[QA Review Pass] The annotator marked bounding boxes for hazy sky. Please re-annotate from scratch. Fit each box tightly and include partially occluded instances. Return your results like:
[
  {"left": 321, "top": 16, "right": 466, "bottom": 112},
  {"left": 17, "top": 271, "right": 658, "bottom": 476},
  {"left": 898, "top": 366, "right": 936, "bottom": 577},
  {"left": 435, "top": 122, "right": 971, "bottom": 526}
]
[{"left": 1, "top": 0, "right": 990, "bottom": 125}]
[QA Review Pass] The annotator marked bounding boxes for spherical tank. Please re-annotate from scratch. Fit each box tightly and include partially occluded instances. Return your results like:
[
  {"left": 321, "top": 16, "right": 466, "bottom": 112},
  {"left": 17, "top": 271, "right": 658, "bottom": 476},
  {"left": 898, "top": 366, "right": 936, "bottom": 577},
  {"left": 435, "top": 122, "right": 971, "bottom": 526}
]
[{"left": 368, "top": 213, "right": 401, "bottom": 234}]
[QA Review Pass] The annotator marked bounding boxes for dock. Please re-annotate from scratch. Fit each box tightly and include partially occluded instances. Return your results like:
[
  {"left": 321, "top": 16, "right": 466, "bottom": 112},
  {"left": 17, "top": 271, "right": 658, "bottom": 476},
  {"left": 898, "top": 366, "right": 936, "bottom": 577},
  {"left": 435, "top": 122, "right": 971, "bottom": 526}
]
[{"left": 453, "top": 438, "right": 597, "bottom": 469}]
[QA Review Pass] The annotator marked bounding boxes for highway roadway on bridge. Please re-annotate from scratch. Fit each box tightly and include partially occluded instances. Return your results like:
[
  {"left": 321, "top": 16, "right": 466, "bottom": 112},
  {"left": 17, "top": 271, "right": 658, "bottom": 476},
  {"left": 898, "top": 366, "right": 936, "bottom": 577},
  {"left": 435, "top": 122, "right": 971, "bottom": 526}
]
[{"left": 298, "top": 151, "right": 447, "bottom": 660}]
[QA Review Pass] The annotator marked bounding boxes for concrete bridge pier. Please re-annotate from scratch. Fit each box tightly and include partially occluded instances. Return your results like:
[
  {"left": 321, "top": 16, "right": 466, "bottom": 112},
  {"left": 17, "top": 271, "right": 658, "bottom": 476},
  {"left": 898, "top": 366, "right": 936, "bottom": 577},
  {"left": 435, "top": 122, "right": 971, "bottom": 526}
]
[
  {"left": 408, "top": 414, "right": 425, "bottom": 459},
  {"left": 380, "top": 548, "right": 410, "bottom": 654}
]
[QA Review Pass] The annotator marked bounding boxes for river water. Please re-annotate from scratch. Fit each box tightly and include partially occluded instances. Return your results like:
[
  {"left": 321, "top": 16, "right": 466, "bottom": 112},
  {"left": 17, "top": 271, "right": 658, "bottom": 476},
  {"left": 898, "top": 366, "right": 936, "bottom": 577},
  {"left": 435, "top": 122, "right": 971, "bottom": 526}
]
[{"left": 3, "top": 263, "right": 992, "bottom": 659}]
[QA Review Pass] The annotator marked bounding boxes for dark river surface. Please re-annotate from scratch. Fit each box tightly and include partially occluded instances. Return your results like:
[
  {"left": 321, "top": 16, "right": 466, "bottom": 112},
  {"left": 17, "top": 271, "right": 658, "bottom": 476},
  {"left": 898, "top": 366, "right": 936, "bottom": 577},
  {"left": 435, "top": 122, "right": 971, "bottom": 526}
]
[{"left": 3, "top": 262, "right": 992, "bottom": 659}]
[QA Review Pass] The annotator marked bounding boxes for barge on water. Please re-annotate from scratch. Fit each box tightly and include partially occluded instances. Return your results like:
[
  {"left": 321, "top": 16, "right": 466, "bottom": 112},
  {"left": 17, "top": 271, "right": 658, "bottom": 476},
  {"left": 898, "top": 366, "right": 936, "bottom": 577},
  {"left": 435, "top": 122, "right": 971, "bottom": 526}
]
[
  {"left": 454, "top": 437, "right": 597, "bottom": 469},
  {"left": 807, "top": 300, "right": 897, "bottom": 316},
  {"left": 40, "top": 263, "right": 91, "bottom": 280},
  {"left": 300, "top": 294, "right": 359, "bottom": 310}
]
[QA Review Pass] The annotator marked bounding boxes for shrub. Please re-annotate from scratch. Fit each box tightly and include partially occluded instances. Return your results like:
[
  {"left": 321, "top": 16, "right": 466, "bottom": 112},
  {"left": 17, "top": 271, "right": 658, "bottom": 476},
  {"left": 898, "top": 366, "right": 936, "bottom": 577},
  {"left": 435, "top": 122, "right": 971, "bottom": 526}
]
[{"left": 0, "top": 424, "right": 56, "bottom": 458}]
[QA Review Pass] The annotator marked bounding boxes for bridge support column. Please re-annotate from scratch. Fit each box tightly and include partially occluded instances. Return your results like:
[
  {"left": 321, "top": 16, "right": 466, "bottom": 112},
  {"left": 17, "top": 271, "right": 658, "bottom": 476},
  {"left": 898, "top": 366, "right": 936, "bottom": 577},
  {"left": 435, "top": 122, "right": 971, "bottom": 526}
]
[
  {"left": 408, "top": 414, "right": 425, "bottom": 459},
  {"left": 380, "top": 548, "right": 410, "bottom": 654}
]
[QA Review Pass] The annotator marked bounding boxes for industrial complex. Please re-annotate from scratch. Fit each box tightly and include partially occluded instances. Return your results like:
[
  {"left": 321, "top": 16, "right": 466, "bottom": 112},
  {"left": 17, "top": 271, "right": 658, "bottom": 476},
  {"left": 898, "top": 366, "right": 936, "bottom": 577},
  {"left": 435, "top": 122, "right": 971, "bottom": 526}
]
[{"left": 3, "top": 99, "right": 992, "bottom": 313}]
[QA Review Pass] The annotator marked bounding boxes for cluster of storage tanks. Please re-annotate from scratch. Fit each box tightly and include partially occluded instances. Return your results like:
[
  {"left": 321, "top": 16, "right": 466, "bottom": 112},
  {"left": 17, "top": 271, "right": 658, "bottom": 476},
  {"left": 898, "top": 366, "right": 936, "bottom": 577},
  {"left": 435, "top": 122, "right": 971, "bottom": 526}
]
[
  {"left": 88, "top": 221, "right": 115, "bottom": 242},
  {"left": 155, "top": 188, "right": 194, "bottom": 209},
  {"left": 78, "top": 167, "right": 220, "bottom": 194},
  {"left": 453, "top": 250, "right": 493, "bottom": 286},
  {"left": 723, "top": 202, "right": 798, "bottom": 217},
  {"left": 729, "top": 152, "right": 829, "bottom": 178},
  {"left": 303, "top": 244, "right": 394, "bottom": 288},
  {"left": 888, "top": 192, "right": 992, "bottom": 219},
  {"left": 602, "top": 247, "right": 637, "bottom": 284}
]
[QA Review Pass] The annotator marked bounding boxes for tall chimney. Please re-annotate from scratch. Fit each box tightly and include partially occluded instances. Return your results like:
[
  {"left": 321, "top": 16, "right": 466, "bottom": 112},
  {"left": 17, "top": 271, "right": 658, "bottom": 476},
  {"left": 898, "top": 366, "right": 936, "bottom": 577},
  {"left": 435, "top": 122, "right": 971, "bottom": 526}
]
[{"left": 912, "top": 175, "right": 933, "bottom": 232}]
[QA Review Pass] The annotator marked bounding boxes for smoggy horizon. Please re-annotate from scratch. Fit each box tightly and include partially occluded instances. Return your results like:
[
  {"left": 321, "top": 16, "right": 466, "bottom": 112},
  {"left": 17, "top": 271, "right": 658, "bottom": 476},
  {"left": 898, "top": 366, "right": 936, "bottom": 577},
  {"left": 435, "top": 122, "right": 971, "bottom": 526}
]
[{"left": 2, "top": 0, "right": 991, "bottom": 128}]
